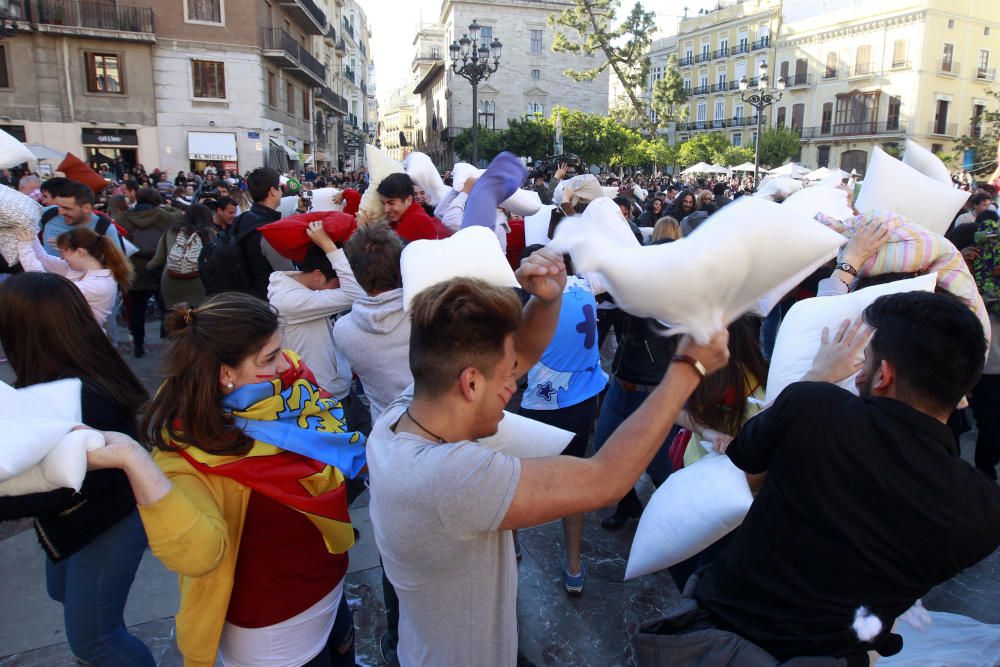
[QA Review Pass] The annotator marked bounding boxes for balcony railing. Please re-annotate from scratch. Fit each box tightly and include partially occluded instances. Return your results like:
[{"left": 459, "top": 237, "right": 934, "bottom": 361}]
[
  {"left": 692, "top": 84, "right": 710, "bottom": 95},
  {"left": 731, "top": 42, "right": 749, "bottom": 55},
  {"left": 939, "top": 60, "right": 959, "bottom": 75},
  {"left": 695, "top": 51, "right": 712, "bottom": 63},
  {"left": 730, "top": 116, "right": 749, "bottom": 127},
  {"left": 316, "top": 85, "right": 348, "bottom": 113},
  {"left": 785, "top": 73, "right": 811, "bottom": 87},
  {"left": 729, "top": 80, "right": 742, "bottom": 91},
  {"left": 678, "top": 55, "right": 693, "bottom": 66},
  {"left": 929, "top": 122, "right": 958, "bottom": 137},
  {"left": 29, "top": 0, "right": 154, "bottom": 34},
  {"left": 335, "top": 37, "right": 346, "bottom": 53},
  {"left": 798, "top": 121, "right": 906, "bottom": 139},
  {"left": 347, "top": 113, "right": 358, "bottom": 128},
  {"left": 713, "top": 46, "right": 729, "bottom": 59},
  {"left": 823, "top": 68, "right": 838, "bottom": 79},
  {"left": 751, "top": 36, "right": 770, "bottom": 50},
  {"left": 260, "top": 28, "right": 326, "bottom": 84},
  {"left": 977, "top": 68, "right": 996, "bottom": 81},
  {"left": 344, "top": 65, "right": 355, "bottom": 83},
  {"left": 711, "top": 82, "right": 728, "bottom": 92},
  {"left": 890, "top": 60, "right": 910, "bottom": 70},
  {"left": 277, "top": 0, "right": 325, "bottom": 34},
  {"left": 711, "top": 118, "right": 727, "bottom": 128},
  {"left": 848, "top": 64, "right": 874, "bottom": 79},
  {"left": 324, "top": 24, "right": 336, "bottom": 44},
  {"left": 342, "top": 17, "right": 354, "bottom": 40}
]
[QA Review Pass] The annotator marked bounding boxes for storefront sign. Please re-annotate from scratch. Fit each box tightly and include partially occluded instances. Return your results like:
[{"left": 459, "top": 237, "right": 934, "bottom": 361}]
[{"left": 81, "top": 128, "right": 138, "bottom": 146}]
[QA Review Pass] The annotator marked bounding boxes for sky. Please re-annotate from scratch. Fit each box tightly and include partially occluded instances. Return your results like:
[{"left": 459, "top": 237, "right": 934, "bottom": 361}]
[{"left": 366, "top": 0, "right": 722, "bottom": 108}]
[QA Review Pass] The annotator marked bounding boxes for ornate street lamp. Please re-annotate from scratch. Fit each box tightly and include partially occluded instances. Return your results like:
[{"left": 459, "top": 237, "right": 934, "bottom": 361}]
[
  {"left": 739, "top": 61, "right": 785, "bottom": 187},
  {"left": 0, "top": 0, "right": 21, "bottom": 40},
  {"left": 449, "top": 19, "right": 501, "bottom": 164}
]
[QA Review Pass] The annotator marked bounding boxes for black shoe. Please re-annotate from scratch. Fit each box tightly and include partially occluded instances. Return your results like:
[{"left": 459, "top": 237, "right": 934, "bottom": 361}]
[
  {"left": 600, "top": 504, "right": 642, "bottom": 530},
  {"left": 134, "top": 344, "right": 145, "bottom": 359},
  {"left": 379, "top": 631, "right": 399, "bottom": 666}
]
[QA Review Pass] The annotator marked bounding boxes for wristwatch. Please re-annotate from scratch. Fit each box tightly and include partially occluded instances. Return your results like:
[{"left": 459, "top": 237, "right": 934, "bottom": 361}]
[
  {"left": 672, "top": 354, "right": 707, "bottom": 379},
  {"left": 836, "top": 261, "right": 858, "bottom": 277}
]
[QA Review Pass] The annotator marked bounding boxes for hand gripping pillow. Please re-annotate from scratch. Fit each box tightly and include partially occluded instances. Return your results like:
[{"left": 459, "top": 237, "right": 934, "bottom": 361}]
[
  {"left": 404, "top": 151, "right": 449, "bottom": 206},
  {"left": 854, "top": 147, "right": 967, "bottom": 236},
  {"left": 524, "top": 205, "right": 556, "bottom": 246},
  {"left": 0, "top": 184, "right": 42, "bottom": 266},
  {"left": 309, "top": 187, "right": 345, "bottom": 212},
  {"left": 462, "top": 152, "right": 526, "bottom": 230},
  {"left": 556, "top": 196, "right": 846, "bottom": 343},
  {"left": 552, "top": 174, "right": 605, "bottom": 207},
  {"left": 358, "top": 144, "right": 404, "bottom": 222},
  {"left": 548, "top": 197, "right": 641, "bottom": 272},
  {"left": 477, "top": 411, "right": 573, "bottom": 458},
  {"left": 259, "top": 211, "right": 357, "bottom": 262},
  {"left": 450, "top": 162, "right": 483, "bottom": 193},
  {"left": 625, "top": 454, "right": 753, "bottom": 580},
  {"left": 902, "top": 139, "right": 952, "bottom": 185},
  {"left": 0, "top": 129, "right": 37, "bottom": 169},
  {"left": 449, "top": 160, "right": 541, "bottom": 217},
  {"left": 400, "top": 225, "right": 519, "bottom": 310},
  {"left": 765, "top": 273, "right": 938, "bottom": 403}
]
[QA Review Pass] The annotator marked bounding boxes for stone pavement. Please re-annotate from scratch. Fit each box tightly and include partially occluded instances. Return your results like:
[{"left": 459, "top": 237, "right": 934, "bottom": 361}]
[{"left": 2, "top": 320, "right": 1000, "bottom": 666}]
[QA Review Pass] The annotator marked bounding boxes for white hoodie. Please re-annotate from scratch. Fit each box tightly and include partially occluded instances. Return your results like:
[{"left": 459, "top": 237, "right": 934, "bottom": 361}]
[{"left": 267, "top": 247, "right": 365, "bottom": 399}]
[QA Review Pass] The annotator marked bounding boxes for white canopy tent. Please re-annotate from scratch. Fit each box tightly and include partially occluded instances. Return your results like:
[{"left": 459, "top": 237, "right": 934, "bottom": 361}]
[
  {"left": 707, "top": 164, "right": 732, "bottom": 175},
  {"left": 730, "top": 162, "right": 757, "bottom": 173},
  {"left": 767, "top": 162, "right": 812, "bottom": 179},
  {"left": 681, "top": 161, "right": 713, "bottom": 175}
]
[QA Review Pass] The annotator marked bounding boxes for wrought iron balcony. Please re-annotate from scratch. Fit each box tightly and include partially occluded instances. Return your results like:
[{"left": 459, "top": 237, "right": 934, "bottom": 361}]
[
  {"left": 939, "top": 60, "right": 960, "bottom": 76},
  {"left": 848, "top": 64, "right": 874, "bottom": 79},
  {"left": 731, "top": 42, "right": 749, "bottom": 55},
  {"left": 711, "top": 118, "right": 727, "bottom": 128},
  {"left": 751, "top": 36, "right": 770, "bottom": 50},
  {"left": 678, "top": 55, "right": 693, "bottom": 66},
  {"left": 711, "top": 82, "right": 728, "bottom": 92},
  {"left": 929, "top": 122, "right": 958, "bottom": 137},
  {"left": 28, "top": 0, "right": 154, "bottom": 38},
  {"left": 260, "top": 28, "right": 326, "bottom": 86},
  {"left": 823, "top": 68, "right": 838, "bottom": 79},
  {"left": 695, "top": 51, "right": 712, "bottom": 63},
  {"left": 713, "top": 46, "right": 729, "bottom": 59},
  {"left": 785, "top": 73, "right": 811, "bottom": 88},
  {"left": 276, "top": 0, "right": 325, "bottom": 35},
  {"left": 692, "top": 84, "right": 710, "bottom": 95},
  {"left": 798, "top": 121, "right": 907, "bottom": 139},
  {"left": 316, "top": 85, "right": 348, "bottom": 114},
  {"left": 977, "top": 67, "right": 996, "bottom": 81}
]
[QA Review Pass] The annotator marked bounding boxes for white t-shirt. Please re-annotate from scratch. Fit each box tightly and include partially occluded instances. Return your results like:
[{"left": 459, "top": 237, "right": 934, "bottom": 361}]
[{"left": 368, "top": 395, "right": 522, "bottom": 667}]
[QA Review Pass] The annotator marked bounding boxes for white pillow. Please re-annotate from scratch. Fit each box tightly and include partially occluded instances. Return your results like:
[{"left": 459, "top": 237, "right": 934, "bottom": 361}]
[
  {"left": 524, "top": 204, "right": 554, "bottom": 246},
  {"left": 766, "top": 273, "right": 938, "bottom": 402},
  {"left": 310, "top": 187, "right": 344, "bottom": 212},
  {"left": 358, "top": 144, "right": 404, "bottom": 221},
  {"left": 502, "top": 188, "right": 542, "bottom": 217},
  {"left": 400, "top": 225, "right": 519, "bottom": 310},
  {"left": 552, "top": 174, "right": 605, "bottom": 206},
  {"left": 0, "top": 129, "right": 36, "bottom": 169},
  {"left": 903, "top": 139, "right": 952, "bottom": 185},
  {"left": 782, "top": 186, "right": 854, "bottom": 222},
  {"left": 855, "top": 147, "right": 967, "bottom": 236},
  {"left": 0, "top": 184, "right": 43, "bottom": 266},
  {"left": 754, "top": 176, "right": 802, "bottom": 201},
  {"left": 557, "top": 196, "right": 846, "bottom": 343},
  {"left": 549, "top": 197, "right": 641, "bottom": 272},
  {"left": 450, "top": 162, "right": 483, "bottom": 193},
  {"left": 404, "top": 152, "right": 449, "bottom": 206},
  {"left": 0, "top": 429, "right": 105, "bottom": 496},
  {"left": 476, "top": 411, "right": 573, "bottom": 458},
  {"left": 625, "top": 454, "right": 753, "bottom": 580}
]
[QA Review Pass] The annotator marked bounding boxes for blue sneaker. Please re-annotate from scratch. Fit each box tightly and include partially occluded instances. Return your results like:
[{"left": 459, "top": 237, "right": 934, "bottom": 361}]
[{"left": 563, "top": 561, "right": 585, "bottom": 595}]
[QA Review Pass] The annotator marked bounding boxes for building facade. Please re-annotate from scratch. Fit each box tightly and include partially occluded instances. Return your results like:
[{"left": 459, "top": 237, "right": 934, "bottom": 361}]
[
  {"left": 672, "top": 0, "right": 783, "bottom": 147},
  {"left": 410, "top": 22, "right": 449, "bottom": 167},
  {"left": 379, "top": 86, "right": 415, "bottom": 161},
  {"left": 774, "top": 0, "right": 1000, "bottom": 173},
  {"left": 0, "top": 0, "right": 158, "bottom": 174}
]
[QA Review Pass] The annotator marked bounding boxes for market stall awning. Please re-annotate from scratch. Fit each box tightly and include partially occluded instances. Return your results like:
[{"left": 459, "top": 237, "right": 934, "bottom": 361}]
[
  {"left": 25, "top": 144, "right": 65, "bottom": 162},
  {"left": 270, "top": 138, "right": 299, "bottom": 161}
]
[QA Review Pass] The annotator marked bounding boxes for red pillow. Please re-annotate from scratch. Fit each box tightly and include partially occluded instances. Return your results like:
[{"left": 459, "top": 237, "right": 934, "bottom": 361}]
[
  {"left": 259, "top": 211, "right": 357, "bottom": 263},
  {"left": 57, "top": 153, "right": 108, "bottom": 193},
  {"left": 341, "top": 189, "right": 361, "bottom": 216}
]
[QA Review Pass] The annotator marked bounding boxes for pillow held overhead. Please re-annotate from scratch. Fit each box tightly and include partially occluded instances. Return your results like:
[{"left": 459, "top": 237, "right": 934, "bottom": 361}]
[
  {"left": 0, "top": 129, "right": 37, "bottom": 169},
  {"left": 462, "top": 151, "right": 526, "bottom": 230},
  {"left": 556, "top": 196, "right": 846, "bottom": 343},
  {"left": 400, "top": 225, "right": 520, "bottom": 310},
  {"left": 404, "top": 151, "right": 449, "bottom": 206},
  {"left": 625, "top": 454, "right": 753, "bottom": 580},
  {"left": 259, "top": 210, "right": 357, "bottom": 262},
  {"left": 57, "top": 153, "right": 108, "bottom": 193},
  {"left": 766, "top": 273, "right": 938, "bottom": 403},
  {"left": 358, "top": 144, "right": 404, "bottom": 221},
  {"left": 549, "top": 196, "right": 640, "bottom": 272},
  {"left": 902, "top": 139, "right": 952, "bottom": 185},
  {"left": 854, "top": 146, "right": 967, "bottom": 236}
]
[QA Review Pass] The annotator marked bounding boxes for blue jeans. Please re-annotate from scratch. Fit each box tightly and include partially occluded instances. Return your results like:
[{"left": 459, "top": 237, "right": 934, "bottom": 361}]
[
  {"left": 594, "top": 377, "right": 675, "bottom": 487},
  {"left": 302, "top": 593, "right": 356, "bottom": 667},
  {"left": 45, "top": 510, "right": 154, "bottom": 666}
]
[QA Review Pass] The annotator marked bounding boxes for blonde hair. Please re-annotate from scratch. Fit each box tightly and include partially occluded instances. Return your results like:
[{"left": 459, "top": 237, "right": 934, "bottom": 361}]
[{"left": 651, "top": 216, "right": 681, "bottom": 242}]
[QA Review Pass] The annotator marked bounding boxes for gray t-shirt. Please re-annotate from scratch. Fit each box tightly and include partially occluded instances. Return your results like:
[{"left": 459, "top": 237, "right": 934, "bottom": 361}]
[{"left": 368, "top": 395, "right": 522, "bottom": 667}]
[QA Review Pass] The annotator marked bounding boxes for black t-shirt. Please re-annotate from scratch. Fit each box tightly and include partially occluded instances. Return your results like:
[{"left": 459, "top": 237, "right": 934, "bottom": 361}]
[{"left": 696, "top": 382, "right": 1000, "bottom": 660}]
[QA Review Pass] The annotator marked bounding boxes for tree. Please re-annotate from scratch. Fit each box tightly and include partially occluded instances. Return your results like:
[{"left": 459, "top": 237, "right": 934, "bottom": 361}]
[
  {"left": 953, "top": 89, "right": 1000, "bottom": 175},
  {"left": 504, "top": 117, "right": 555, "bottom": 161},
  {"left": 452, "top": 127, "right": 505, "bottom": 163},
  {"left": 676, "top": 132, "right": 731, "bottom": 167},
  {"left": 756, "top": 127, "right": 801, "bottom": 168},
  {"left": 650, "top": 54, "right": 689, "bottom": 126},
  {"left": 719, "top": 145, "right": 754, "bottom": 166},
  {"left": 549, "top": 0, "right": 659, "bottom": 136}
]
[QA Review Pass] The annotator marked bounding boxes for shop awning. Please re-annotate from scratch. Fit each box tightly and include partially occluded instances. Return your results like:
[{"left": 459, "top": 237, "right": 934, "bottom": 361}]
[
  {"left": 270, "top": 139, "right": 299, "bottom": 161},
  {"left": 25, "top": 144, "right": 65, "bottom": 162},
  {"left": 188, "top": 132, "right": 238, "bottom": 161}
]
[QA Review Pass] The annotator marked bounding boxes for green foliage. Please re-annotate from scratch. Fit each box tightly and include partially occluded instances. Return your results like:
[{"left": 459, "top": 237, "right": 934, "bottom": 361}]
[
  {"left": 954, "top": 89, "right": 1000, "bottom": 174},
  {"left": 549, "top": 0, "right": 659, "bottom": 135},
  {"left": 452, "top": 127, "right": 505, "bottom": 163},
  {"left": 676, "top": 132, "right": 731, "bottom": 166},
  {"left": 756, "top": 127, "right": 801, "bottom": 169},
  {"left": 881, "top": 142, "right": 904, "bottom": 160},
  {"left": 504, "top": 117, "right": 555, "bottom": 161},
  {"left": 651, "top": 54, "right": 689, "bottom": 126},
  {"left": 719, "top": 145, "right": 754, "bottom": 166}
]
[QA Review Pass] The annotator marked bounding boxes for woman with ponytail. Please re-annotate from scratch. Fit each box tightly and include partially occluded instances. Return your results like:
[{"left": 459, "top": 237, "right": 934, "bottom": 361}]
[
  {"left": 16, "top": 226, "right": 133, "bottom": 326},
  {"left": 85, "top": 293, "right": 366, "bottom": 667}
]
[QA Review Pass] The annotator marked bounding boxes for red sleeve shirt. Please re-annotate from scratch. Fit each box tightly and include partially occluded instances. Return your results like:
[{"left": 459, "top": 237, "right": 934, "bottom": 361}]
[{"left": 393, "top": 201, "right": 453, "bottom": 242}]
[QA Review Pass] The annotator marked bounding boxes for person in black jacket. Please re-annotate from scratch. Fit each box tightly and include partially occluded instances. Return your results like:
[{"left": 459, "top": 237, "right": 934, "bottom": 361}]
[
  {"left": 229, "top": 167, "right": 294, "bottom": 301},
  {"left": 0, "top": 272, "right": 154, "bottom": 666}
]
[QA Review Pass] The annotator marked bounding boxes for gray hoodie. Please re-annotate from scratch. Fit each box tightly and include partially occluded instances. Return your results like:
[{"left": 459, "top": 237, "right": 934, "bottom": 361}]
[{"left": 333, "top": 288, "right": 412, "bottom": 422}]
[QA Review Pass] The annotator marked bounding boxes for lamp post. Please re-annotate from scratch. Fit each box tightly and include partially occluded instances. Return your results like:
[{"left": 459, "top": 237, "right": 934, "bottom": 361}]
[
  {"left": 449, "top": 19, "right": 502, "bottom": 165},
  {"left": 739, "top": 61, "right": 784, "bottom": 188}
]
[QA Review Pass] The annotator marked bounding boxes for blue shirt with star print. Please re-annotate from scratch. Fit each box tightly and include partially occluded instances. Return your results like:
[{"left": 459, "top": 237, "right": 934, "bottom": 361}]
[{"left": 521, "top": 275, "right": 609, "bottom": 410}]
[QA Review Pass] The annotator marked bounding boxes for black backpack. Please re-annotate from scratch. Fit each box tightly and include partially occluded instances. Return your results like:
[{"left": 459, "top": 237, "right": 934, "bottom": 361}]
[
  {"left": 198, "top": 213, "right": 257, "bottom": 295},
  {"left": 39, "top": 207, "right": 127, "bottom": 253}
]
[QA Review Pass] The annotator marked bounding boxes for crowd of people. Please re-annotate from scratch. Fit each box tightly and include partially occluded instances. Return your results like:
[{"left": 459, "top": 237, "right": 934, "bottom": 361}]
[{"left": 0, "top": 146, "right": 999, "bottom": 667}]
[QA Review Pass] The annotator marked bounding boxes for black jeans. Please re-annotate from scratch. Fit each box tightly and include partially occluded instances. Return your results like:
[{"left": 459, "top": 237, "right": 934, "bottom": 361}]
[
  {"left": 302, "top": 593, "right": 356, "bottom": 667},
  {"left": 381, "top": 558, "right": 400, "bottom": 643},
  {"left": 971, "top": 373, "right": 1000, "bottom": 479},
  {"left": 597, "top": 307, "right": 624, "bottom": 350},
  {"left": 126, "top": 290, "right": 154, "bottom": 346}
]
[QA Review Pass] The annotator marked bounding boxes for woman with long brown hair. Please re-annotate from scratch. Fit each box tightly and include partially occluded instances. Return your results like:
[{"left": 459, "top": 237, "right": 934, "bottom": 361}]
[
  {"left": 86, "top": 292, "right": 366, "bottom": 667},
  {"left": 0, "top": 272, "right": 153, "bottom": 666},
  {"left": 15, "top": 225, "right": 133, "bottom": 326}
]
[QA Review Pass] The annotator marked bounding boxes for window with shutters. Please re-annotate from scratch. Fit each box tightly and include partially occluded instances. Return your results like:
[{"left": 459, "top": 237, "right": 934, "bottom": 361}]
[
  {"left": 192, "top": 60, "right": 225, "bottom": 99},
  {"left": 529, "top": 30, "right": 542, "bottom": 53},
  {"left": 287, "top": 82, "right": 295, "bottom": 115},
  {"left": 267, "top": 71, "right": 276, "bottom": 107},
  {"left": 0, "top": 46, "right": 9, "bottom": 89},
  {"left": 186, "top": 0, "right": 223, "bottom": 24},
  {"left": 776, "top": 106, "right": 786, "bottom": 128},
  {"left": 86, "top": 53, "right": 124, "bottom": 94},
  {"left": 855, "top": 45, "right": 872, "bottom": 75},
  {"left": 892, "top": 40, "right": 907, "bottom": 67},
  {"left": 886, "top": 95, "right": 901, "bottom": 130},
  {"left": 825, "top": 52, "right": 838, "bottom": 78},
  {"left": 817, "top": 145, "right": 830, "bottom": 168},
  {"left": 303, "top": 89, "right": 310, "bottom": 120},
  {"left": 791, "top": 103, "right": 804, "bottom": 131},
  {"left": 821, "top": 102, "right": 833, "bottom": 134}
]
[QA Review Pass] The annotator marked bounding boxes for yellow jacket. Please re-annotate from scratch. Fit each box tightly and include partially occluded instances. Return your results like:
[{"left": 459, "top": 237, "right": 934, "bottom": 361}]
[{"left": 137, "top": 448, "right": 250, "bottom": 667}]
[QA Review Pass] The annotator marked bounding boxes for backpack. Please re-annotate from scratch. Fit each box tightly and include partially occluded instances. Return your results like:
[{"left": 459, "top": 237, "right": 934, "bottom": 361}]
[
  {"left": 198, "top": 213, "right": 257, "bottom": 295},
  {"left": 165, "top": 231, "right": 204, "bottom": 280},
  {"left": 39, "top": 207, "right": 127, "bottom": 254}
]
